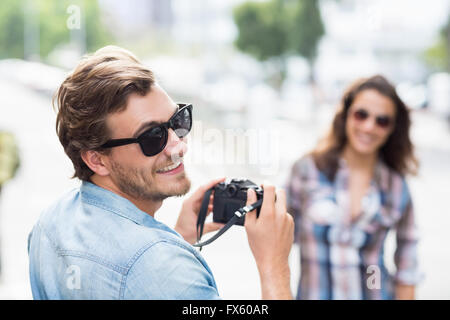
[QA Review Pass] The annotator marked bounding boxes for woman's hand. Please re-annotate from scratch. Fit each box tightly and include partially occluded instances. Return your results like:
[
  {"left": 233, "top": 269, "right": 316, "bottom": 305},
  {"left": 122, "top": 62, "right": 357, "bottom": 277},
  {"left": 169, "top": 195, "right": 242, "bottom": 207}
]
[{"left": 175, "top": 177, "right": 226, "bottom": 244}]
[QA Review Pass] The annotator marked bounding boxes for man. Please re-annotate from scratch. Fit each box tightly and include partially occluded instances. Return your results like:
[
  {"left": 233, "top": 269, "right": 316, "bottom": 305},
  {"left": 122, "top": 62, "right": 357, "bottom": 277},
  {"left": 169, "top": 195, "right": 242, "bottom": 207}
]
[{"left": 28, "top": 46, "right": 294, "bottom": 299}]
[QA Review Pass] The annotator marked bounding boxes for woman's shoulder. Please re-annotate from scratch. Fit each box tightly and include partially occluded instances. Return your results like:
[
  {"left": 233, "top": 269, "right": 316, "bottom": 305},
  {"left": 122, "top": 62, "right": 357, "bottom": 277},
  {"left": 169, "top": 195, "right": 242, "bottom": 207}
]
[
  {"left": 288, "top": 153, "right": 324, "bottom": 184},
  {"left": 377, "top": 160, "right": 409, "bottom": 187},
  {"left": 291, "top": 153, "right": 318, "bottom": 172},
  {"left": 377, "top": 160, "right": 412, "bottom": 203}
]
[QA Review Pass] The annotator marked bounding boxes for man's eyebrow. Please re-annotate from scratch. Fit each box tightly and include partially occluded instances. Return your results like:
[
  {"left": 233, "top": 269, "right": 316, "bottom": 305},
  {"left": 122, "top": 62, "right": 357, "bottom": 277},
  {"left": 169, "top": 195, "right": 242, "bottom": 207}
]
[
  {"left": 133, "top": 106, "right": 178, "bottom": 137},
  {"left": 133, "top": 120, "right": 164, "bottom": 137}
]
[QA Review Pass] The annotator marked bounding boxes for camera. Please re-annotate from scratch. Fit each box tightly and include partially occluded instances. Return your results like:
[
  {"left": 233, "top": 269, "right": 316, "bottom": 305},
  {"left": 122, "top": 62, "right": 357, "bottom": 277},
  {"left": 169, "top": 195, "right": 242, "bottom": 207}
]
[{"left": 212, "top": 178, "right": 263, "bottom": 226}]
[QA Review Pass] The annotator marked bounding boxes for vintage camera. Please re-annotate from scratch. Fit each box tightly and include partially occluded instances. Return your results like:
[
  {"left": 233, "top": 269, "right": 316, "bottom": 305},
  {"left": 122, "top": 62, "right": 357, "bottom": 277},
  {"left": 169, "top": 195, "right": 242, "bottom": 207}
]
[{"left": 212, "top": 179, "right": 263, "bottom": 226}]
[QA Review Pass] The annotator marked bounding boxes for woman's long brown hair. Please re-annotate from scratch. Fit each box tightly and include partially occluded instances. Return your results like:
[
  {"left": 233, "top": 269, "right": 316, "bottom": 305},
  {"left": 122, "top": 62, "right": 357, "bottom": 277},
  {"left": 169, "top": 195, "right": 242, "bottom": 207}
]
[{"left": 311, "top": 75, "right": 419, "bottom": 182}]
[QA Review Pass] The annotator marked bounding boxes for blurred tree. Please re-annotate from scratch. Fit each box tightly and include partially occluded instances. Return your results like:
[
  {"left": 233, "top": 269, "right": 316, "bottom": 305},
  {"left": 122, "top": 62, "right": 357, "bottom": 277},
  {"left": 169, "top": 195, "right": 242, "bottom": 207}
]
[
  {"left": 0, "top": 0, "right": 113, "bottom": 61},
  {"left": 0, "top": 0, "right": 25, "bottom": 59},
  {"left": 0, "top": 130, "right": 20, "bottom": 278},
  {"left": 0, "top": 131, "right": 20, "bottom": 188},
  {"left": 288, "top": 0, "right": 324, "bottom": 83},
  {"left": 233, "top": 0, "right": 290, "bottom": 89},
  {"left": 424, "top": 14, "right": 450, "bottom": 72},
  {"left": 83, "top": 0, "right": 113, "bottom": 54},
  {"left": 233, "top": 0, "right": 324, "bottom": 89},
  {"left": 234, "top": 1, "right": 289, "bottom": 61}
]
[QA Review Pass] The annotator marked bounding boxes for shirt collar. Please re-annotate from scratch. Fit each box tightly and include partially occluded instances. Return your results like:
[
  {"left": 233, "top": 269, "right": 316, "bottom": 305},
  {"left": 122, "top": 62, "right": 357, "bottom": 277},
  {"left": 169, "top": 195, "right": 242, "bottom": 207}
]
[
  {"left": 80, "top": 181, "right": 179, "bottom": 236},
  {"left": 373, "top": 159, "right": 391, "bottom": 191},
  {"left": 337, "top": 155, "right": 389, "bottom": 190}
]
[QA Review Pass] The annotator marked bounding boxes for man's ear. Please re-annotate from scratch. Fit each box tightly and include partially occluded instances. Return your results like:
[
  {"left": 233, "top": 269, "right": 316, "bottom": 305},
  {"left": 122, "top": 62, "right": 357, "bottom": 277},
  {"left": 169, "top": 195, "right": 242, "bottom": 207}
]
[{"left": 80, "top": 150, "right": 110, "bottom": 176}]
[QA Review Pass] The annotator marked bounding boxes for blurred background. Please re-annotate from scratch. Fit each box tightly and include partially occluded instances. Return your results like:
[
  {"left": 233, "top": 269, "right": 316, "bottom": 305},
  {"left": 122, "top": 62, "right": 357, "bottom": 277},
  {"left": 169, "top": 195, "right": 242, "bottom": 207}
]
[{"left": 0, "top": 0, "right": 449, "bottom": 299}]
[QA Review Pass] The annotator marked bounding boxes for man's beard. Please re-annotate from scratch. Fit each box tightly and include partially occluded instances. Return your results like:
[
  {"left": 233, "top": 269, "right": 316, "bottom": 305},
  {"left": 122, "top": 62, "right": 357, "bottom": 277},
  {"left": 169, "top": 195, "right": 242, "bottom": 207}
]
[{"left": 109, "top": 159, "right": 191, "bottom": 202}]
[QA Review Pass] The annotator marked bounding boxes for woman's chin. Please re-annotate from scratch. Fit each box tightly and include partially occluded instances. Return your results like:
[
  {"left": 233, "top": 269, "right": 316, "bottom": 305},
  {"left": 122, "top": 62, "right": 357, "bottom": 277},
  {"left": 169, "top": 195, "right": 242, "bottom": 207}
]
[{"left": 351, "top": 142, "right": 379, "bottom": 156}]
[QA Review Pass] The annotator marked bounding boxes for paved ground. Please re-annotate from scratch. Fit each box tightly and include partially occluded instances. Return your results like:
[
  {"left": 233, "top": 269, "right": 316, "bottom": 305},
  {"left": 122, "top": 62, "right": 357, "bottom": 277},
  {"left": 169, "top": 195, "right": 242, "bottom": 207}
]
[{"left": 0, "top": 76, "right": 449, "bottom": 299}]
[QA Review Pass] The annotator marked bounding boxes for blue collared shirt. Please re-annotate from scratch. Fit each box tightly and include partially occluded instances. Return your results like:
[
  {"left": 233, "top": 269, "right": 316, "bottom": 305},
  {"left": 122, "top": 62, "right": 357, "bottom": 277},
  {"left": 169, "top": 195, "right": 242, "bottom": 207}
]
[{"left": 27, "top": 181, "right": 220, "bottom": 299}]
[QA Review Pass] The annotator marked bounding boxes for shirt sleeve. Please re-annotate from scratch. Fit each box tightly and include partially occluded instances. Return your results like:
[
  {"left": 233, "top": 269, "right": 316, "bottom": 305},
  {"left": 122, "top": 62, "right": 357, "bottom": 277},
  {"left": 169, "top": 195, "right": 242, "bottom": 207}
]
[
  {"left": 285, "top": 157, "right": 311, "bottom": 243},
  {"left": 122, "top": 241, "right": 221, "bottom": 299},
  {"left": 286, "top": 159, "right": 305, "bottom": 217},
  {"left": 393, "top": 181, "right": 423, "bottom": 285}
]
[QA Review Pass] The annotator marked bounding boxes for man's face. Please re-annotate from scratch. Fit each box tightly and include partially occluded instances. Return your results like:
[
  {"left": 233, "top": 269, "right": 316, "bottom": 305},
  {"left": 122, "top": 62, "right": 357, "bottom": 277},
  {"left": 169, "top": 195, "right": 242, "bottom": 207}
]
[{"left": 104, "top": 84, "right": 191, "bottom": 202}]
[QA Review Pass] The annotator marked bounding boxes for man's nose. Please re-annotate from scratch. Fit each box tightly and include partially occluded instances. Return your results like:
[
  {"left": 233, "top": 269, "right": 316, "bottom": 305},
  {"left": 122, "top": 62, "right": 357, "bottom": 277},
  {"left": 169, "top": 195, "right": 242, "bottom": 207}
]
[{"left": 163, "top": 128, "right": 187, "bottom": 160}]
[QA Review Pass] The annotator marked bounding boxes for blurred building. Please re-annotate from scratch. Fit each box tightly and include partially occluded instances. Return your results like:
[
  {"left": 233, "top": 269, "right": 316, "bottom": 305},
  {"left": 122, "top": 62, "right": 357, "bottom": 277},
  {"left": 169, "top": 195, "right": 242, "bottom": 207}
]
[
  {"left": 170, "top": 0, "right": 239, "bottom": 48},
  {"left": 98, "top": 0, "right": 242, "bottom": 46},
  {"left": 315, "top": 0, "right": 450, "bottom": 101},
  {"left": 98, "top": 0, "right": 174, "bottom": 36},
  {"left": 97, "top": 0, "right": 449, "bottom": 113}
]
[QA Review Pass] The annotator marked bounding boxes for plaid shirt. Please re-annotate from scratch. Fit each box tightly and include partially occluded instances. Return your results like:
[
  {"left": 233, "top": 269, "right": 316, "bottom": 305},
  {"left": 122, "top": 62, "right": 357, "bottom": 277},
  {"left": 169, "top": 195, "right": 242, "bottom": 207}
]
[{"left": 286, "top": 155, "right": 422, "bottom": 300}]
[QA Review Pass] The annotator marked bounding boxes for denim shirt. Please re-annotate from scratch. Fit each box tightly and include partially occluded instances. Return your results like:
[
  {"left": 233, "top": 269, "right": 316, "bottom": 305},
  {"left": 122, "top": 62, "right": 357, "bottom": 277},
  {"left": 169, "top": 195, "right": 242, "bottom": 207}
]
[{"left": 27, "top": 181, "right": 220, "bottom": 299}]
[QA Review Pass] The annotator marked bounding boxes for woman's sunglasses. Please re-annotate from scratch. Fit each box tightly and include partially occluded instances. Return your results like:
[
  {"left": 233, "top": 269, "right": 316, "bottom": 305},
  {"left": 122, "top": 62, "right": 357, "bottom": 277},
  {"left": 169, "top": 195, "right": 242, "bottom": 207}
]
[
  {"left": 101, "top": 103, "right": 193, "bottom": 157},
  {"left": 351, "top": 108, "right": 393, "bottom": 129}
]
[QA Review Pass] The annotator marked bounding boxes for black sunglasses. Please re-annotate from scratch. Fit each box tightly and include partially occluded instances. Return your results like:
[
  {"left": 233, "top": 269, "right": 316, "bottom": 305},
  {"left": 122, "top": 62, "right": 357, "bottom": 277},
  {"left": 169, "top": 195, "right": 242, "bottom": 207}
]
[
  {"left": 101, "top": 103, "right": 193, "bottom": 156},
  {"left": 352, "top": 108, "right": 393, "bottom": 129}
]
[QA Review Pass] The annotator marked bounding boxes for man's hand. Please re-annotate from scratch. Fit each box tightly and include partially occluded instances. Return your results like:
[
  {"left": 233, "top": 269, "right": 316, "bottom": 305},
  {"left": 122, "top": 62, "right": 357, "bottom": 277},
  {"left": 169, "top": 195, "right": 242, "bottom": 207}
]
[
  {"left": 175, "top": 177, "right": 226, "bottom": 244},
  {"left": 245, "top": 184, "right": 294, "bottom": 300}
]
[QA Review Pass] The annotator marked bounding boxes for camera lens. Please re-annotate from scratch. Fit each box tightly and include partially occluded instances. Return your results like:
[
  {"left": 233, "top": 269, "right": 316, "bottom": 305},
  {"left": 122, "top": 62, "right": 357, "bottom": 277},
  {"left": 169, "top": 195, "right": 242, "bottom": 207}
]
[{"left": 226, "top": 184, "right": 238, "bottom": 197}]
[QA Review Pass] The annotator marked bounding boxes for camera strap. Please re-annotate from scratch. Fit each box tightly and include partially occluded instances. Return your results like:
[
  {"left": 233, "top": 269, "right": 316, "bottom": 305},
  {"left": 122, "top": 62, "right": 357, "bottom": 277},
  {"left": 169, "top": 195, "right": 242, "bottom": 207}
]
[
  {"left": 193, "top": 188, "right": 263, "bottom": 250},
  {"left": 195, "top": 188, "right": 214, "bottom": 247}
]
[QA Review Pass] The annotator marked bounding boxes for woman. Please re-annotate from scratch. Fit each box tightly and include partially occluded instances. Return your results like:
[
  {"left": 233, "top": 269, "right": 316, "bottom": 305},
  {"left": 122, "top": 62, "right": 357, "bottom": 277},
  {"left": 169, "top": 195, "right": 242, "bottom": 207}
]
[{"left": 286, "top": 75, "right": 422, "bottom": 300}]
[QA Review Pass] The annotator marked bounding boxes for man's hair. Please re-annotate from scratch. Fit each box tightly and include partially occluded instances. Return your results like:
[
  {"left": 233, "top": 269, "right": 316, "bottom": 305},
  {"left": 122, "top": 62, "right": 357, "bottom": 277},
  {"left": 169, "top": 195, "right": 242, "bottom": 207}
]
[{"left": 54, "top": 45, "right": 155, "bottom": 181}]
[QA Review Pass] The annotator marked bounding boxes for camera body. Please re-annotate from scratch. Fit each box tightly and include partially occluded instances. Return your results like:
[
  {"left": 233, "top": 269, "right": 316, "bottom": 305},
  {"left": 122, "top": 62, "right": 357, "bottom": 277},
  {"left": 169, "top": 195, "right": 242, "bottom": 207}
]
[{"left": 212, "top": 178, "right": 263, "bottom": 226}]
